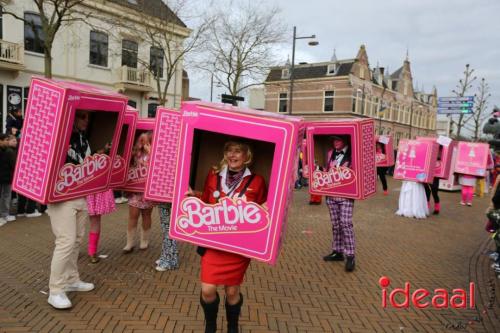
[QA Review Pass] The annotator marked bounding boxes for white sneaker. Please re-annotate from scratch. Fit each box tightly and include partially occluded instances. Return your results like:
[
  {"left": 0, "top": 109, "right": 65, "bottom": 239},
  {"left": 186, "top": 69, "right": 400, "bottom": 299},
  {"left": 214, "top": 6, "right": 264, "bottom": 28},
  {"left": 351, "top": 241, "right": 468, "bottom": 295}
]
[
  {"left": 64, "top": 281, "right": 95, "bottom": 292},
  {"left": 114, "top": 198, "right": 122, "bottom": 204},
  {"left": 48, "top": 292, "right": 72, "bottom": 309},
  {"left": 155, "top": 265, "right": 169, "bottom": 272},
  {"left": 6, "top": 215, "right": 16, "bottom": 222},
  {"left": 489, "top": 252, "right": 499, "bottom": 261},
  {"left": 120, "top": 197, "right": 128, "bottom": 203},
  {"left": 0, "top": 218, "right": 6, "bottom": 227},
  {"left": 155, "top": 259, "right": 161, "bottom": 265},
  {"left": 26, "top": 211, "right": 42, "bottom": 218}
]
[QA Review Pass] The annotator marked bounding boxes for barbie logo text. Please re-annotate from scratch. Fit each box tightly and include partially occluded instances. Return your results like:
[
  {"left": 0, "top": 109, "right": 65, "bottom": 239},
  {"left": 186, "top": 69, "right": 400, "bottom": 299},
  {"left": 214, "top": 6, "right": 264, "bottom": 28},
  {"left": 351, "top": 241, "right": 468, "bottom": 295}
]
[
  {"left": 312, "top": 167, "right": 356, "bottom": 189},
  {"left": 113, "top": 156, "right": 125, "bottom": 170},
  {"left": 128, "top": 165, "right": 147, "bottom": 181},
  {"left": 176, "top": 197, "right": 269, "bottom": 235},
  {"left": 56, "top": 154, "right": 109, "bottom": 192},
  {"left": 380, "top": 276, "right": 475, "bottom": 309}
]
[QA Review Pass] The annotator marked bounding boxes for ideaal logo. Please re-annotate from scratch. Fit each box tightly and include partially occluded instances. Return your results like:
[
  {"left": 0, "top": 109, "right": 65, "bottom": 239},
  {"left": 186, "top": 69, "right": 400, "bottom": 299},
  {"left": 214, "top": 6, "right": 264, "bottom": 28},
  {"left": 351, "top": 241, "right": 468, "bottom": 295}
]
[
  {"left": 176, "top": 197, "right": 270, "bottom": 235},
  {"left": 380, "top": 276, "right": 475, "bottom": 309},
  {"left": 56, "top": 154, "right": 109, "bottom": 193},
  {"left": 312, "top": 166, "right": 356, "bottom": 190}
]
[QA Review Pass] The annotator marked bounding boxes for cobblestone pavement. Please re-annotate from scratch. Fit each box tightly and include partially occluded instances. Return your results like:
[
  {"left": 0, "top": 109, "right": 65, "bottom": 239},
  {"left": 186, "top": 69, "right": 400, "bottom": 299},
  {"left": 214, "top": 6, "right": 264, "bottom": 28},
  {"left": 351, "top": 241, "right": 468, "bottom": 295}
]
[{"left": 0, "top": 178, "right": 499, "bottom": 333}]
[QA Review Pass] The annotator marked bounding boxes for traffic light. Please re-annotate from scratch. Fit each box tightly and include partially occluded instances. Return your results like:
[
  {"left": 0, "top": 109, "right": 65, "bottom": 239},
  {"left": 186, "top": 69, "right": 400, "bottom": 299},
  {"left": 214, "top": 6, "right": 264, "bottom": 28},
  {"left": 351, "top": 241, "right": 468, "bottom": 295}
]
[{"left": 221, "top": 94, "right": 244, "bottom": 106}]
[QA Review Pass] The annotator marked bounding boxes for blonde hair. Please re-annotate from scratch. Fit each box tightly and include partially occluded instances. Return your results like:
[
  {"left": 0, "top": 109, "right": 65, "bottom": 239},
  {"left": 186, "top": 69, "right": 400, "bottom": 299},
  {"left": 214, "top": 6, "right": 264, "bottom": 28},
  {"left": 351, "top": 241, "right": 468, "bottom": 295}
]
[
  {"left": 214, "top": 141, "right": 253, "bottom": 172},
  {"left": 131, "top": 131, "right": 152, "bottom": 167}
]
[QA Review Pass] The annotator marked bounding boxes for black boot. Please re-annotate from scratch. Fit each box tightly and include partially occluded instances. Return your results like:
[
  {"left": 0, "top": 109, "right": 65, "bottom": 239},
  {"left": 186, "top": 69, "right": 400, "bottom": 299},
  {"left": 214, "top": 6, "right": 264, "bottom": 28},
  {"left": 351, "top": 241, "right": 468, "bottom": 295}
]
[
  {"left": 200, "top": 292, "right": 219, "bottom": 333},
  {"left": 226, "top": 293, "right": 243, "bottom": 333}
]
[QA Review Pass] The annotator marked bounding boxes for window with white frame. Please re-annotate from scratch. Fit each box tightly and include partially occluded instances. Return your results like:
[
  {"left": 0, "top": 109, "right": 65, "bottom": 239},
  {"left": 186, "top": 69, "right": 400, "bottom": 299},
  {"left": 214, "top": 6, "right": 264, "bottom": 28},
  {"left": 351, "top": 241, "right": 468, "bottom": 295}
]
[
  {"left": 327, "top": 64, "right": 337, "bottom": 75},
  {"left": 90, "top": 31, "right": 108, "bottom": 67},
  {"left": 122, "top": 40, "right": 138, "bottom": 68},
  {"left": 150, "top": 47, "right": 164, "bottom": 78},
  {"left": 323, "top": 90, "right": 334, "bottom": 112},
  {"left": 278, "top": 93, "right": 287, "bottom": 113},
  {"left": 24, "top": 13, "right": 44, "bottom": 54},
  {"left": 281, "top": 68, "right": 290, "bottom": 79}
]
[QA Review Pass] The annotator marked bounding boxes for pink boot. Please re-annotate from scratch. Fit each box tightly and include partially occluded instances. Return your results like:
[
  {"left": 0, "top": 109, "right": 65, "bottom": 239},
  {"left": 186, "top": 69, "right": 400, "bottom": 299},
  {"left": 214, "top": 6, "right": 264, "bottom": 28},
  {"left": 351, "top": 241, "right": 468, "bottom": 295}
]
[
  {"left": 433, "top": 202, "right": 440, "bottom": 215},
  {"left": 88, "top": 232, "right": 100, "bottom": 263}
]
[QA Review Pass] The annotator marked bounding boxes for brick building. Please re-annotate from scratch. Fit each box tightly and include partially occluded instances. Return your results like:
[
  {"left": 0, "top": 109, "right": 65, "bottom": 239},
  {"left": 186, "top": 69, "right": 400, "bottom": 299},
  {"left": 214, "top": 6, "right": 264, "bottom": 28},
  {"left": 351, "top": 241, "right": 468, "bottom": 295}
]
[{"left": 264, "top": 45, "right": 437, "bottom": 144}]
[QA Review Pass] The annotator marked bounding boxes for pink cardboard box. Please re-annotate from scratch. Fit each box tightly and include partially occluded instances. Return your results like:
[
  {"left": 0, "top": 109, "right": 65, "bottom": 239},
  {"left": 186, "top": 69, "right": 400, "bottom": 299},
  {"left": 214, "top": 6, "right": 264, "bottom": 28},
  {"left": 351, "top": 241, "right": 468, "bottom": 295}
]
[
  {"left": 109, "top": 107, "right": 138, "bottom": 187},
  {"left": 416, "top": 136, "right": 456, "bottom": 179},
  {"left": 375, "top": 135, "right": 395, "bottom": 167},
  {"left": 394, "top": 139, "right": 438, "bottom": 183},
  {"left": 305, "top": 119, "right": 376, "bottom": 200},
  {"left": 119, "top": 118, "right": 155, "bottom": 192},
  {"left": 13, "top": 77, "right": 126, "bottom": 203},
  {"left": 145, "top": 107, "right": 182, "bottom": 202},
  {"left": 168, "top": 101, "right": 303, "bottom": 264},
  {"left": 454, "top": 141, "right": 490, "bottom": 177}
]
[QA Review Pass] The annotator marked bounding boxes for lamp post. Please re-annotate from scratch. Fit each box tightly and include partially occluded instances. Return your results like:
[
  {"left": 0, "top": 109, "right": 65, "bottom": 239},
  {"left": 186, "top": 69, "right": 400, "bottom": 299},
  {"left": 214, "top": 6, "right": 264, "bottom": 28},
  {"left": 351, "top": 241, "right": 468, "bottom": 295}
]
[
  {"left": 378, "top": 87, "right": 387, "bottom": 134},
  {"left": 288, "top": 26, "right": 318, "bottom": 115}
]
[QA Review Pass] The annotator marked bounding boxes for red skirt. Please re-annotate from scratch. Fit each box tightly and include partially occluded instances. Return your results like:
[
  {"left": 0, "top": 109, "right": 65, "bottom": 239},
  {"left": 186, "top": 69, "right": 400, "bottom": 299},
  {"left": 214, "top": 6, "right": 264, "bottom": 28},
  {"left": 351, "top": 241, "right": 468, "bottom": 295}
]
[{"left": 201, "top": 249, "right": 250, "bottom": 285}]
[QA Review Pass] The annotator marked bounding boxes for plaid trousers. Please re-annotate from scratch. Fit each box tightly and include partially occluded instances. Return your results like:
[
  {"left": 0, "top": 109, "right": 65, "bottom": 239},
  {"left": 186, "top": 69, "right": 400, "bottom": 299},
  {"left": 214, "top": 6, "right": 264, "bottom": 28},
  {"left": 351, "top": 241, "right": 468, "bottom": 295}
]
[{"left": 325, "top": 196, "right": 355, "bottom": 256}]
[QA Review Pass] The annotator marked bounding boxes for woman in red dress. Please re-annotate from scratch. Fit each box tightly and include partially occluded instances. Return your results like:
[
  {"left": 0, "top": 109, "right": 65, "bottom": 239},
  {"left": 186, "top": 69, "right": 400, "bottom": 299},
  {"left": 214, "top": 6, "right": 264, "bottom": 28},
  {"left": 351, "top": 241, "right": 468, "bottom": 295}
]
[{"left": 196, "top": 141, "right": 267, "bottom": 333}]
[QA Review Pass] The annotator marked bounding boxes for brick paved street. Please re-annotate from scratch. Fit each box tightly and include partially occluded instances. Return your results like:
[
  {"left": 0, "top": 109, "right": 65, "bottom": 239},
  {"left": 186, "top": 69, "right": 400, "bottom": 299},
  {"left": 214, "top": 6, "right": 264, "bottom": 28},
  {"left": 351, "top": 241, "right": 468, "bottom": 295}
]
[{"left": 0, "top": 178, "right": 499, "bottom": 333}]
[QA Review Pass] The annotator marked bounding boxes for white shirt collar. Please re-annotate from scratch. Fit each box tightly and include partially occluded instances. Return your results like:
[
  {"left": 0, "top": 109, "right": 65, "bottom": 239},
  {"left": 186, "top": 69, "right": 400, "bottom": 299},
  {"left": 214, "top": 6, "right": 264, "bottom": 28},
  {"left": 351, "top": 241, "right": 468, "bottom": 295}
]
[{"left": 219, "top": 165, "right": 251, "bottom": 194}]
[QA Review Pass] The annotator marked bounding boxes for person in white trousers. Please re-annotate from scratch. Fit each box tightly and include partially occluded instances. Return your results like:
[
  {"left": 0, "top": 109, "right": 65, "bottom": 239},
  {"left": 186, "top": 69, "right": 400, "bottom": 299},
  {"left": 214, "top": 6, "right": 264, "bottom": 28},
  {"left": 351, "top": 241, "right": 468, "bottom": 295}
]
[{"left": 47, "top": 111, "right": 95, "bottom": 309}]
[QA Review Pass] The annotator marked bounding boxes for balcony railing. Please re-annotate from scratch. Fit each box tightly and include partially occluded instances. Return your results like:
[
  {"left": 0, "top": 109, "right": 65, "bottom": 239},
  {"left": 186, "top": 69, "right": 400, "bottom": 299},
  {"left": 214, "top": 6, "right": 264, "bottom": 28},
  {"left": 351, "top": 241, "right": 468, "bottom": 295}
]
[
  {"left": 0, "top": 40, "right": 24, "bottom": 67},
  {"left": 119, "top": 65, "right": 152, "bottom": 87}
]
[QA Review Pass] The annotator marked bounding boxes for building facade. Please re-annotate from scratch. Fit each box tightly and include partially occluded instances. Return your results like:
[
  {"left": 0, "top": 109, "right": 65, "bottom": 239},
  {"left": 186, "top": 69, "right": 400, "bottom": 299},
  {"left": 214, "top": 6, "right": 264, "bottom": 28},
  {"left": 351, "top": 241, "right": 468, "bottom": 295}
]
[
  {"left": 0, "top": 0, "right": 190, "bottom": 131},
  {"left": 265, "top": 45, "right": 437, "bottom": 144}
]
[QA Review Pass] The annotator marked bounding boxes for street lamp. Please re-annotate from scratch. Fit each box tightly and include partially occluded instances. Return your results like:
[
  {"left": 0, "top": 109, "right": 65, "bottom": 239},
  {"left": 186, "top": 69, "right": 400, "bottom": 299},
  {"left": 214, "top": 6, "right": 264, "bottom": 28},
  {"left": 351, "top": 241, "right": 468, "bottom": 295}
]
[{"left": 288, "top": 26, "right": 318, "bottom": 115}]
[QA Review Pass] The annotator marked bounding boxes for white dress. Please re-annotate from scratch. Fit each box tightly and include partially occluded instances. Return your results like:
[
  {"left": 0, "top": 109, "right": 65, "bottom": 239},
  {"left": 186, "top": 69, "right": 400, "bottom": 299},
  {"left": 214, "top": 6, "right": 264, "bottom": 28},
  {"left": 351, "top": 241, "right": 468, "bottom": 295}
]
[{"left": 396, "top": 181, "right": 429, "bottom": 219}]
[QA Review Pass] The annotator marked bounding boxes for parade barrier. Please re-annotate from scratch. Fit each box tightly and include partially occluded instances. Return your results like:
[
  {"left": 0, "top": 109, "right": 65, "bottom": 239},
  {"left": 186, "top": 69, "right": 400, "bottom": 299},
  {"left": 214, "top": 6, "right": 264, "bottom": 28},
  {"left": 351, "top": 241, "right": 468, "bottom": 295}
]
[
  {"left": 145, "top": 107, "right": 182, "bottom": 202},
  {"left": 454, "top": 142, "right": 490, "bottom": 177},
  {"left": 304, "top": 119, "right": 376, "bottom": 200},
  {"left": 394, "top": 139, "right": 439, "bottom": 183},
  {"left": 375, "top": 135, "right": 395, "bottom": 167},
  {"left": 109, "top": 107, "right": 137, "bottom": 187},
  {"left": 12, "top": 78, "right": 126, "bottom": 203},
  {"left": 119, "top": 117, "right": 155, "bottom": 192},
  {"left": 416, "top": 136, "right": 456, "bottom": 179},
  {"left": 157, "top": 101, "right": 302, "bottom": 264}
]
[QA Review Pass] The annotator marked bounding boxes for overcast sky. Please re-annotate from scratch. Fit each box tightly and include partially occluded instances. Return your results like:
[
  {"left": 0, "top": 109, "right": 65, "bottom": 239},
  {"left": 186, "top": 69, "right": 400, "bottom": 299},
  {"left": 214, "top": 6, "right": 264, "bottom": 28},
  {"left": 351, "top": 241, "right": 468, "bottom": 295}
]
[{"left": 186, "top": 0, "right": 500, "bottom": 119}]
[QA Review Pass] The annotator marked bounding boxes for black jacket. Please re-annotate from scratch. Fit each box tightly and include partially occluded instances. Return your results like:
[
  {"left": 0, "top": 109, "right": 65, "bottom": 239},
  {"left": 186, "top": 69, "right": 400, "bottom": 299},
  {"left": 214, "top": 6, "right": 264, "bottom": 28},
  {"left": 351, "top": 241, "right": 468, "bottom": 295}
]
[{"left": 0, "top": 147, "right": 16, "bottom": 184}]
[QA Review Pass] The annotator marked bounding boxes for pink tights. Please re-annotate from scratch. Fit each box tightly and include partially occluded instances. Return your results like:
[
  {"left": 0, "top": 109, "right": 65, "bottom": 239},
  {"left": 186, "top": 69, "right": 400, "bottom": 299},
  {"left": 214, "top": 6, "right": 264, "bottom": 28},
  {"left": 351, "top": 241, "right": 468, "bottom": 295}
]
[
  {"left": 88, "top": 232, "right": 100, "bottom": 256},
  {"left": 461, "top": 186, "right": 474, "bottom": 204}
]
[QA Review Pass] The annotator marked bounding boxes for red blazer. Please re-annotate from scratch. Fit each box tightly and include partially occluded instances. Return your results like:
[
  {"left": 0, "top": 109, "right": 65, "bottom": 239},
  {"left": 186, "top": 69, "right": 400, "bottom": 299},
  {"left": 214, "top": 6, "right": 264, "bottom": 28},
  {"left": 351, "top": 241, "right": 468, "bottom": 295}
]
[{"left": 201, "top": 169, "right": 267, "bottom": 205}]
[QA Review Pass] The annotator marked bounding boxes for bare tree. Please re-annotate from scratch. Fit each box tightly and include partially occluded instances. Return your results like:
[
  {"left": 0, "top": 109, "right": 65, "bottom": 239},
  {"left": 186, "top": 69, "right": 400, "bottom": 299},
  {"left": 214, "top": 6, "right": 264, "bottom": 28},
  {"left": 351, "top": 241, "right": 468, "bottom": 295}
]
[
  {"left": 1, "top": 0, "right": 88, "bottom": 78},
  {"left": 204, "top": 0, "right": 286, "bottom": 100},
  {"left": 471, "top": 78, "right": 491, "bottom": 141},
  {"left": 451, "top": 64, "right": 477, "bottom": 138},
  {"left": 108, "top": 0, "right": 211, "bottom": 107},
  {"left": 141, "top": 2, "right": 211, "bottom": 106}
]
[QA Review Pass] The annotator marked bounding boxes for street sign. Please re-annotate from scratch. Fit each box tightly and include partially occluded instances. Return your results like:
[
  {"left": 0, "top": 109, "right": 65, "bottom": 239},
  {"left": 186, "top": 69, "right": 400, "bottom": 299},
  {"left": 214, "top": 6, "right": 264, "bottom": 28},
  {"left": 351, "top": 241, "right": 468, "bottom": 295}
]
[
  {"left": 438, "top": 96, "right": 474, "bottom": 103},
  {"left": 437, "top": 96, "right": 474, "bottom": 114},
  {"left": 221, "top": 94, "right": 245, "bottom": 106},
  {"left": 437, "top": 107, "right": 473, "bottom": 115}
]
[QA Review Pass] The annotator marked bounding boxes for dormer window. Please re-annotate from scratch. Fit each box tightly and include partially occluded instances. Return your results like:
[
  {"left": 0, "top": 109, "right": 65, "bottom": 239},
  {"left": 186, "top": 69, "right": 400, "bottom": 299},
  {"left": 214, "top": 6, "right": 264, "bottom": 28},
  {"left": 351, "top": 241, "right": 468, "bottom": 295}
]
[
  {"left": 281, "top": 68, "right": 290, "bottom": 79},
  {"left": 327, "top": 64, "right": 337, "bottom": 75}
]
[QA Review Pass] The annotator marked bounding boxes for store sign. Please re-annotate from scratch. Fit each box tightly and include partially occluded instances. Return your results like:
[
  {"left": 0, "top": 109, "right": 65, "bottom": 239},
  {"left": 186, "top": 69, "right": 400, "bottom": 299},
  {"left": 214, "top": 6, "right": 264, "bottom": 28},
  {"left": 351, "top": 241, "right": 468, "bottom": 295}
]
[{"left": 7, "top": 86, "right": 22, "bottom": 113}]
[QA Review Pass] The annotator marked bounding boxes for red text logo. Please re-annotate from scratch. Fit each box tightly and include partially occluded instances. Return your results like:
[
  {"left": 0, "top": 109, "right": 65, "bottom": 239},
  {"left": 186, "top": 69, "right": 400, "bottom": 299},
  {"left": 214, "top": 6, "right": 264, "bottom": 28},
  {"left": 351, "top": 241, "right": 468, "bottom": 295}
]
[{"left": 380, "top": 276, "right": 475, "bottom": 309}]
